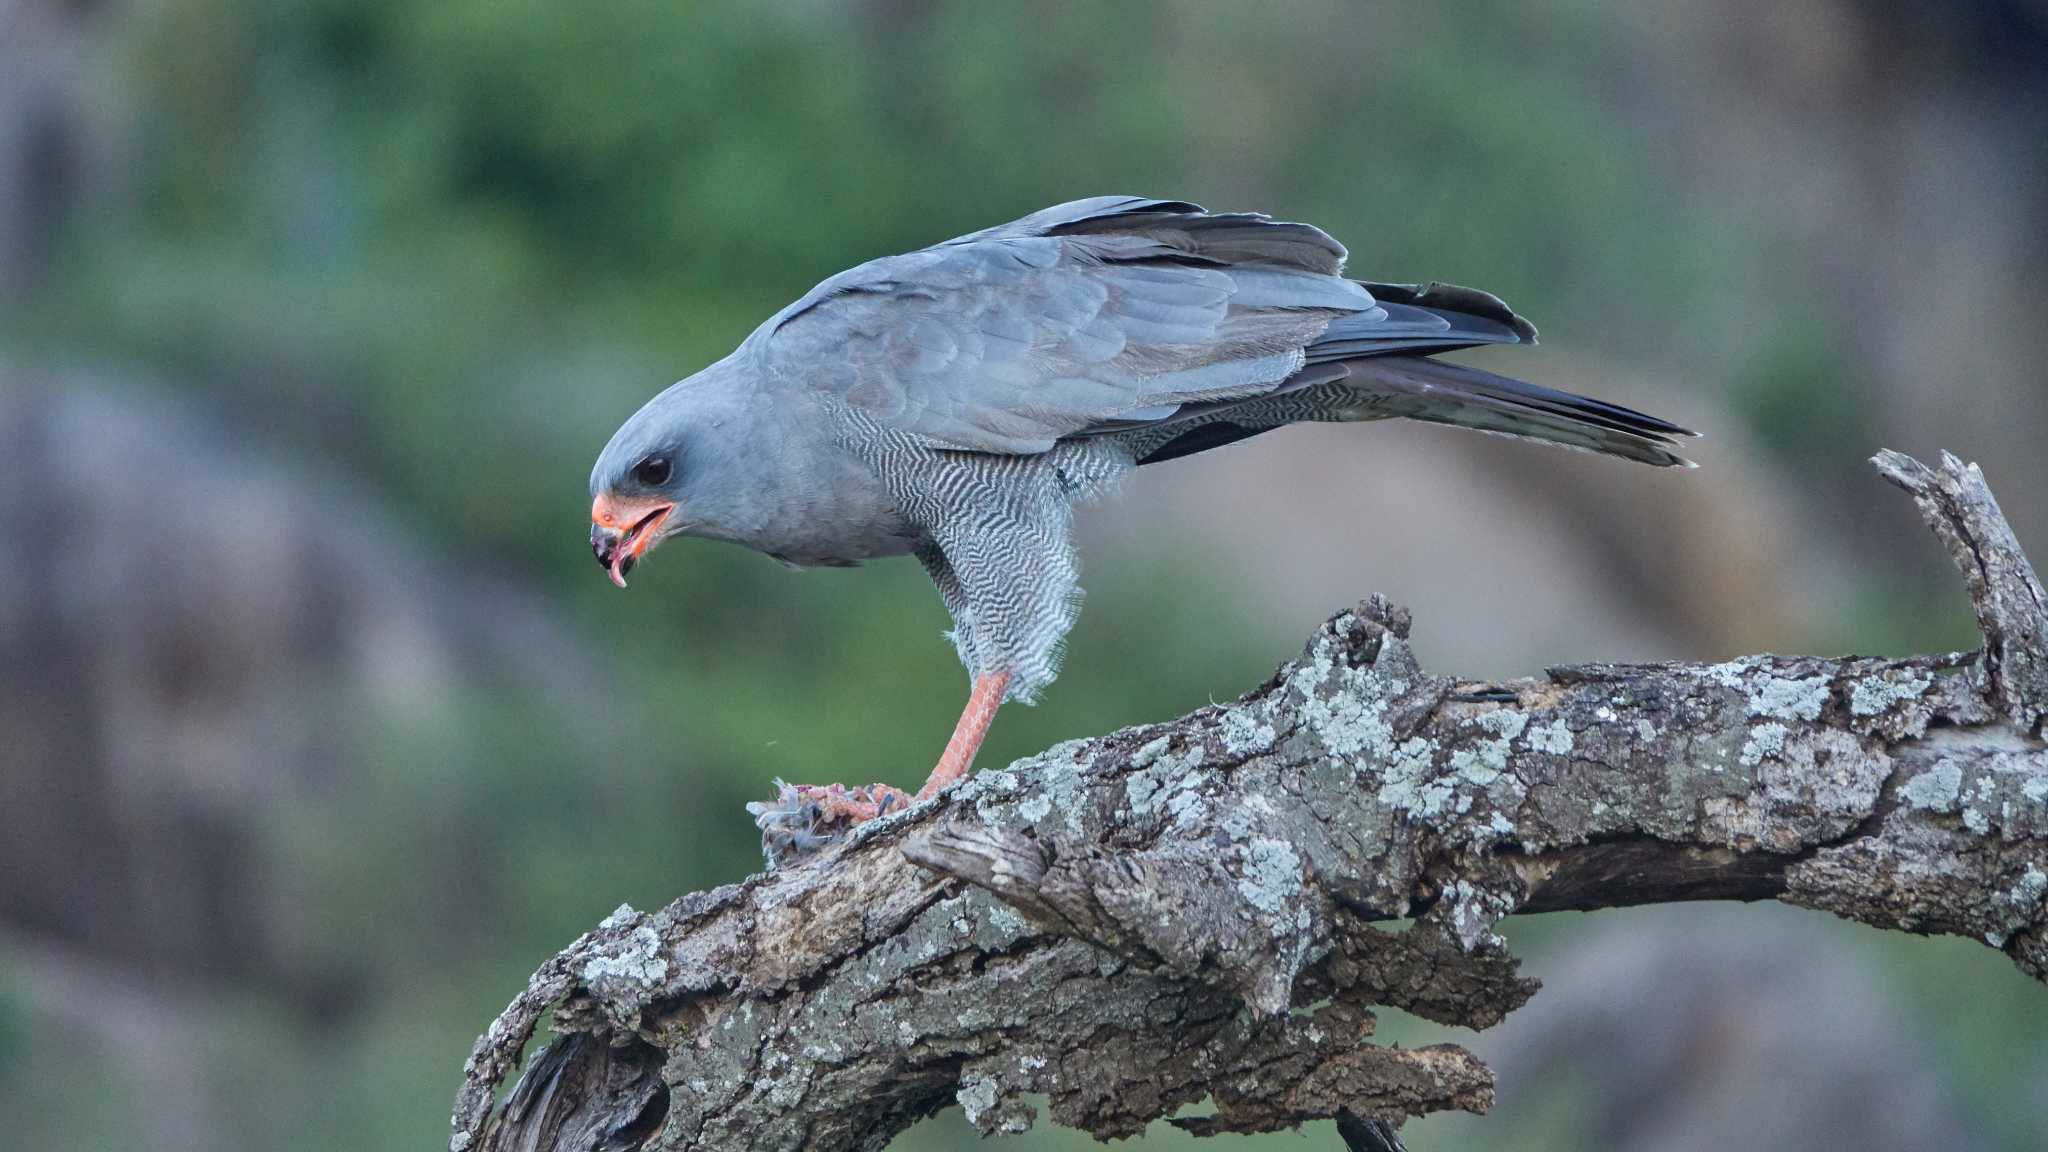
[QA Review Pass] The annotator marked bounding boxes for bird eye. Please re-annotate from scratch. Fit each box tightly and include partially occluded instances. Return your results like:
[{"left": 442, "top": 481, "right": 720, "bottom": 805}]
[{"left": 632, "top": 455, "right": 672, "bottom": 487}]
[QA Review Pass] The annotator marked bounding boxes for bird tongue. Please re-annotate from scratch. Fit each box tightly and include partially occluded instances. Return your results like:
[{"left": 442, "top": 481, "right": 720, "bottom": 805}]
[{"left": 608, "top": 550, "right": 633, "bottom": 588}]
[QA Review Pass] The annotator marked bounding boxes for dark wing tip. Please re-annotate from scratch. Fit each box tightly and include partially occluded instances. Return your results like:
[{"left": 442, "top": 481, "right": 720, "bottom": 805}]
[
  {"left": 1357, "top": 280, "right": 1539, "bottom": 343},
  {"left": 1039, "top": 197, "right": 1207, "bottom": 233}
]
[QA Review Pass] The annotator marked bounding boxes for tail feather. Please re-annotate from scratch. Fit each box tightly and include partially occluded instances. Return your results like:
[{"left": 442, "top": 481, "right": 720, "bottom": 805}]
[
  {"left": 1091, "top": 260, "right": 1698, "bottom": 469},
  {"left": 1332, "top": 356, "right": 1697, "bottom": 468}
]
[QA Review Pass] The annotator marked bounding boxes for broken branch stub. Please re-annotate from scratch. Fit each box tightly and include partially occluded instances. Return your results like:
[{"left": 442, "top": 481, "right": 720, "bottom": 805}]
[
  {"left": 456, "top": 451, "right": 2048, "bottom": 1152},
  {"left": 1872, "top": 450, "right": 2048, "bottom": 735}
]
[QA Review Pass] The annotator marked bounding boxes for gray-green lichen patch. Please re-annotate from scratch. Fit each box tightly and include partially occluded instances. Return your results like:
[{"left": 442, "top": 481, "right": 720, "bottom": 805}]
[
  {"left": 1748, "top": 673, "right": 1832, "bottom": 721},
  {"left": 1237, "top": 838, "right": 1305, "bottom": 931},
  {"left": 1448, "top": 744, "right": 1505, "bottom": 788},
  {"left": 953, "top": 889, "right": 1034, "bottom": 954},
  {"left": 1476, "top": 709, "right": 1529, "bottom": 741},
  {"left": 1900, "top": 758, "right": 1964, "bottom": 812},
  {"left": 1302, "top": 676, "right": 1398, "bottom": 763},
  {"left": 1124, "top": 767, "right": 1163, "bottom": 815},
  {"left": 1285, "top": 620, "right": 1412, "bottom": 764},
  {"left": 1373, "top": 736, "right": 1453, "bottom": 818},
  {"left": 1217, "top": 801, "right": 1259, "bottom": 844},
  {"left": 1526, "top": 718, "right": 1574, "bottom": 755},
  {"left": 1938, "top": 747, "right": 2048, "bottom": 839},
  {"left": 1436, "top": 709, "right": 1540, "bottom": 808},
  {"left": 1217, "top": 702, "right": 1278, "bottom": 757},
  {"left": 985, "top": 901, "right": 1030, "bottom": 941},
  {"left": 1851, "top": 670, "right": 1933, "bottom": 717},
  {"left": 581, "top": 923, "right": 669, "bottom": 1006},
  {"left": 985, "top": 742, "right": 1096, "bottom": 836},
  {"left": 2010, "top": 865, "right": 2048, "bottom": 921},
  {"left": 1705, "top": 657, "right": 1758, "bottom": 689},
  {"left": 1702, "top": 658, "right": 1835, "bottom": 723},
  {"left": 1123, "top": 736, "right": 1208, "bottom": 826},
  {"left": 1162, "top": 781, "right": 1211, "bottom": 831},
  {"left": 1437, "top": 879, "right": 1516, "bottom": 953},
  {"left": 1128, "top": 735, "right": 1173, "bottom": 769},
  {"left": 1280, "top": 614, "right": 1486, "bottom": 827},
  {"left": 977, "top": 769, "right": 1022, "bottom": 794},
  {"left": 1124, "top": 754, "right": 1214, "bottom": 837},
  {"left": 1370, "top": 706, "right": 1550, "bottom": 820},
  {"left": 1982, "top": 865, "right": 2048, "bottom": 949},
  {"left": 956, "top": 1068, "right": 1038, "bottom": 1136},
  {"left": 1699, "top": 728, "right": 1887, "bottom": 850},
  {"left": 956, "top": 1073, "right": 1001, "bottom": 1129},
  {"left": 1740, "top": 722, "right": 1788, "bottom": 767},
  {"left": 1962, "top": 785, "right": 1992, "bottom": 834},
  {"left": 1768, "top": 730, "right": 1889, "bottom": 838},
  {"left": 968, "top": 766, "right": 1024, "bottom": 827}
]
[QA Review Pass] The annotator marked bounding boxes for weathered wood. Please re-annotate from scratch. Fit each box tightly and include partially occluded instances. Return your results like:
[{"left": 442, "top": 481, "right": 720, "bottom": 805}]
[
  {"left": 454, "top": 451, "right": 2048, "bottom": 1151},
  {"left": 1873, "top": 450, "right": 2048, "bottom": 734}
]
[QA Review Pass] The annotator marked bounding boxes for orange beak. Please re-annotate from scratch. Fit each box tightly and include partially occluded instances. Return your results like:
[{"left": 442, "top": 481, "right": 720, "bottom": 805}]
[{"left": 590, "top": 493, "right": 675, "bottom": 588}]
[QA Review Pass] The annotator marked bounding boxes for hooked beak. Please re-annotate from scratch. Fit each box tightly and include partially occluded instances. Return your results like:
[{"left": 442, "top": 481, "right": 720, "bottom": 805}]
[{"left": 590, "top": 494, "right": 675, "bottom": 588}]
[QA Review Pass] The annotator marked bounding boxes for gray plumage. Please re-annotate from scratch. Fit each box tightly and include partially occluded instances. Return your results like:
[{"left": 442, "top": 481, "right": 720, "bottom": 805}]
[{"left": 591, "top": 196, "right": 1694, "bottom": 703}]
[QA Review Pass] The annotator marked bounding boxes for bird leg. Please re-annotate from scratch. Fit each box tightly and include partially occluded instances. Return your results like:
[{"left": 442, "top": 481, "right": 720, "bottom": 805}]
[{"left": 916, "top": 671, "right": 1011, "bottom": 800}]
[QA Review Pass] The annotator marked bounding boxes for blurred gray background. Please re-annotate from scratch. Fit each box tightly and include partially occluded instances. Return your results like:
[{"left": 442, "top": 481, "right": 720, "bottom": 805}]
[{"left": 2, "top": 1, "right": 2045, "bottom": 1148}]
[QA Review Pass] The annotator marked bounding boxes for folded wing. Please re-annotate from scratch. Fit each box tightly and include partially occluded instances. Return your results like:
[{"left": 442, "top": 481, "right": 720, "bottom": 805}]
[
  {"left": 754, "top": 198, "right": 1520, "bottom": 453},
  {"left": 754, "top": 196, "right": 1689, "bottom": 466}
]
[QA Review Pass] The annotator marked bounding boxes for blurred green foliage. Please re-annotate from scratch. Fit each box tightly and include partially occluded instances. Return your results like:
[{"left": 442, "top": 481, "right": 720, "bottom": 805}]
[{"left": 0, "top": 981, "right": 20, "bottom": 1069}]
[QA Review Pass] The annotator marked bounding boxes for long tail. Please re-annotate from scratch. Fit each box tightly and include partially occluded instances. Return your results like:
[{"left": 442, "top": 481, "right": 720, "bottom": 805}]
[
  {"left": 1326, "top": 354, "right": 1698, "bottom": 468},
  {"left": 1120, "top": 277, "right": 1697, "bottom": 468}
]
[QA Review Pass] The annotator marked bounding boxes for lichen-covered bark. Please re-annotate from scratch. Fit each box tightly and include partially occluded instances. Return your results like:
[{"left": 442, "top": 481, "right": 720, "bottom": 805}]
[{"left": 453, "top": 452, "right": 2048, "bottom": 1151}]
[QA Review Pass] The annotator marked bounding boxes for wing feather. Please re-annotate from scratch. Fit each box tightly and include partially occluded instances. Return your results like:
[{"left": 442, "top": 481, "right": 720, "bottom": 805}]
[{"left": 752, "top": 198, "right": 1535, "bottom": 455}]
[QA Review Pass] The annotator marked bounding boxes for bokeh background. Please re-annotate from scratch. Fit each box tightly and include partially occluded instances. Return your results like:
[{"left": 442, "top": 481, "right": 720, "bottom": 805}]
[{"left": 3, "top": 1, "right": 2047, "bottom": 1148}]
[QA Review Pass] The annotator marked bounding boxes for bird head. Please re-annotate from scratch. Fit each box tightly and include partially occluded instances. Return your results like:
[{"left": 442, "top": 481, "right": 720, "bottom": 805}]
[{"left": 588, "top": 365, "right": 761, "bottom": 587}]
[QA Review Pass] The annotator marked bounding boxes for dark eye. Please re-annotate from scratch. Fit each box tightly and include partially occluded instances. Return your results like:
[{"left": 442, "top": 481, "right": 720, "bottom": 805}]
[{"left": 631, "top": 455, "right": 672, "bottom": 487}]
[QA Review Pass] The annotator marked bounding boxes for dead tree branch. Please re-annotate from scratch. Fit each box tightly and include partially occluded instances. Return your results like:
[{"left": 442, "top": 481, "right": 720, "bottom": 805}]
[{"left": 453, "top": 451, "right": 2048, "bottom": 1152}]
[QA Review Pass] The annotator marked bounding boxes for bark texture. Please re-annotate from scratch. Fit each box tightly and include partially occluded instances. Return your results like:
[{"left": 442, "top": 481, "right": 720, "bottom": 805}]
[{"left": 453, "top": 451, "right": 2048, "bottom": 1152}]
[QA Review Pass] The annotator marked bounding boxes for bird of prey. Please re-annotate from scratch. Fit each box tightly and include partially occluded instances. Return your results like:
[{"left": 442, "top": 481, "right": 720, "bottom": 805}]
[{"left": 590, "top": 196, "right": 1693, "bottom": 829}]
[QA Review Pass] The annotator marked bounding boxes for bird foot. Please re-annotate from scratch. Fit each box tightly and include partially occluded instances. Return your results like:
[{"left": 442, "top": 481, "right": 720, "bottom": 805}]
[
  {"left": 747, "top": 780, "right": 917, "bottom": 868},
  {"left": 803, "top": 781, "right": 918, "bottom": 823}
]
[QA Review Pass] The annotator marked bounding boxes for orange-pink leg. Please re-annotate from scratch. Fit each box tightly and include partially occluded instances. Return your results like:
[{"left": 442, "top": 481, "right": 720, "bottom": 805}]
[{"left": 915, "top": 671, "right": 1012, "bottom": 800}]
